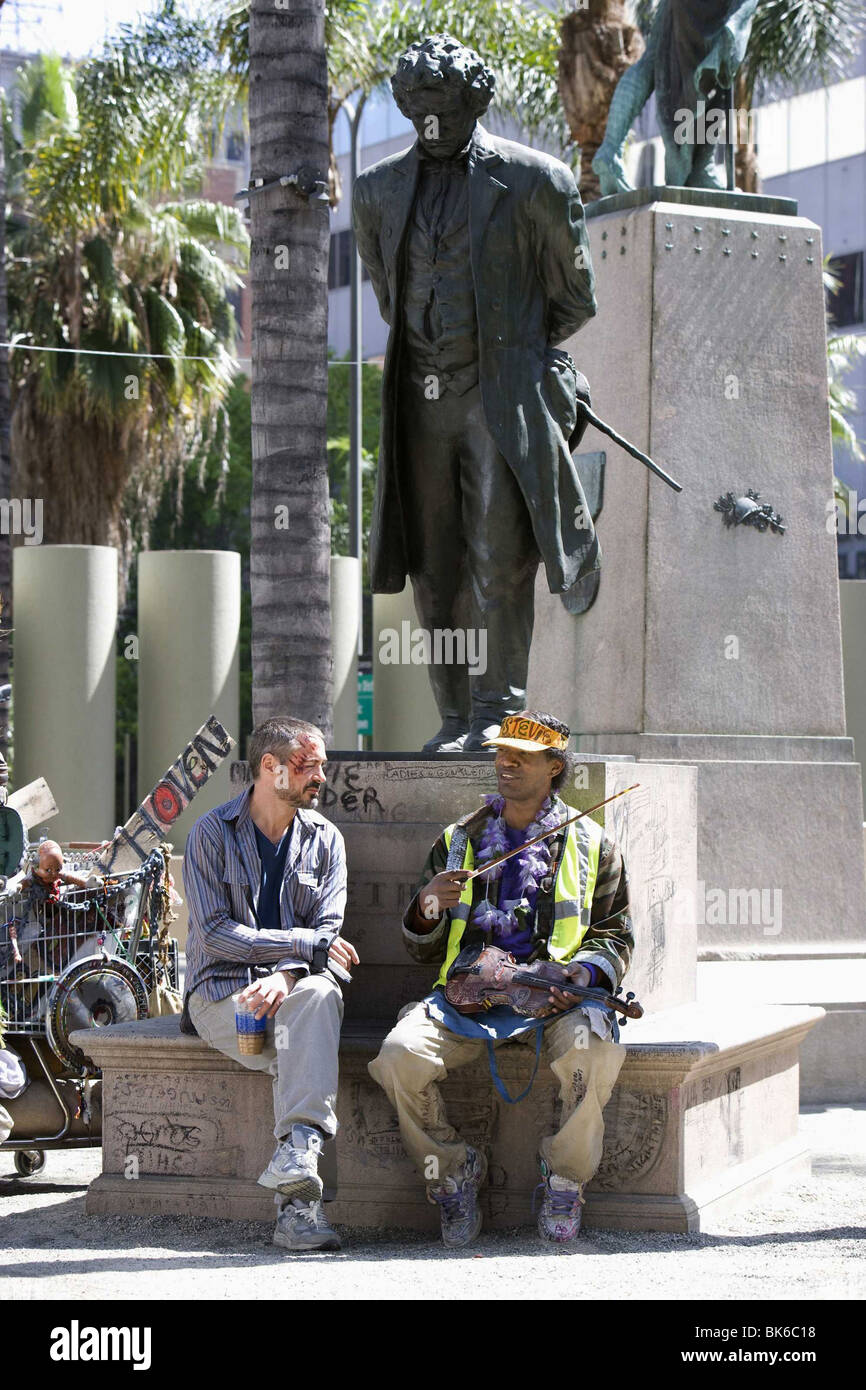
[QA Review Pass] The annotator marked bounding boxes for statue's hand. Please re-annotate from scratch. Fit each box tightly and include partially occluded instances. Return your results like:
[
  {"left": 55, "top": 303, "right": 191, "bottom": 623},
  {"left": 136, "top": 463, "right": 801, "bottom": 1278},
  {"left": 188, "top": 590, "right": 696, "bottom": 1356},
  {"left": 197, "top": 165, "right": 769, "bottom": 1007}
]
[
  {"left": 695, "top": 29, "right": 740, "bottom": 96},
  {"left": 592, "top": 142, "right": 633, "bottom": 197}
]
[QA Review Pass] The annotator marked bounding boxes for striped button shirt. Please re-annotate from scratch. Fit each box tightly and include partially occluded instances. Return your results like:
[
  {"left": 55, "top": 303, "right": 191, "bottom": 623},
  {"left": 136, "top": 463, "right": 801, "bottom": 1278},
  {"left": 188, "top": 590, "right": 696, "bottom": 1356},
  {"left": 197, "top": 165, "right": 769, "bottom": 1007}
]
[{"left": 182, "top": 788, "right": 348, "bottom": 1004}]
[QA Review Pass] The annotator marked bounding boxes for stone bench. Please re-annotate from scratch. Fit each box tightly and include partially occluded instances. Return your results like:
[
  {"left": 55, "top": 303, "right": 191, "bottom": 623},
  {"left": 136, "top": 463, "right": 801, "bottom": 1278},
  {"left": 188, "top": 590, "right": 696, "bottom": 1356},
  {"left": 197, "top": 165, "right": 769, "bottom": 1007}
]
[{"left": 75, "top": 1000, "right": 822, "bottom": 1234}]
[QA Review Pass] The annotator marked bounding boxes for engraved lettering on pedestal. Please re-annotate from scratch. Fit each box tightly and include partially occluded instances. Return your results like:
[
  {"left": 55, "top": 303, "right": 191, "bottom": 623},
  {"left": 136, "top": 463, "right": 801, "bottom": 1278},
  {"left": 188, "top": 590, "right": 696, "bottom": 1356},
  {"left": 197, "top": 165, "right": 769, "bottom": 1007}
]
[
  {"left": 592, "top": 1091, "right": 667, "bottom": 1190},
  {"left": 342, "top": 1080, "right": 411, "bottom": 1166},
  {"left": 385, "top": 764, "right": 494, "bottom": 782}
]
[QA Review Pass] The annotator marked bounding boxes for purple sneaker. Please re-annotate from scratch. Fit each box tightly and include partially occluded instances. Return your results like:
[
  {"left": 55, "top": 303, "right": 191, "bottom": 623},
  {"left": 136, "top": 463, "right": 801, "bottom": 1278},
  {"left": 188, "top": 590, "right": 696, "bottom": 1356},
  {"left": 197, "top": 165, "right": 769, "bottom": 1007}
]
[
  {"left": 427, "top": 1146, "right": 488, "bottom": 1248},
  {"left": 534, "top": 1157, "right": 585, "bottom": 1244}
]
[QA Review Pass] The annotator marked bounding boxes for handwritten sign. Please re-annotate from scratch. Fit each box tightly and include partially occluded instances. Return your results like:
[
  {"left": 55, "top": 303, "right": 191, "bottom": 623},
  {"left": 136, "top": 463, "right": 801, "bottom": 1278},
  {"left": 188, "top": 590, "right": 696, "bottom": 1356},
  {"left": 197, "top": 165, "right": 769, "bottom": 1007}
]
[
  {"left": 8, "top": 777, "right": 59, "bottom": 829},
  {"left": 97, "top": 716, "right": 235, "bottom": 873}
]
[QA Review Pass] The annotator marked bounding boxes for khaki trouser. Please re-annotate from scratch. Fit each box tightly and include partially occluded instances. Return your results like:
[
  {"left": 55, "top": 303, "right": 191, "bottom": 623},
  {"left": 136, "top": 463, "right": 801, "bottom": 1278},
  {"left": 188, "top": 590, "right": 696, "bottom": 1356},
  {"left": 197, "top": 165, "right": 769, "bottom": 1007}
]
[
  {"left": 189, "top": 973, "right": 343, "bottom": 1145},
  {"left": 368, "top": 1002, "right": 626, "bottom": 1187}
]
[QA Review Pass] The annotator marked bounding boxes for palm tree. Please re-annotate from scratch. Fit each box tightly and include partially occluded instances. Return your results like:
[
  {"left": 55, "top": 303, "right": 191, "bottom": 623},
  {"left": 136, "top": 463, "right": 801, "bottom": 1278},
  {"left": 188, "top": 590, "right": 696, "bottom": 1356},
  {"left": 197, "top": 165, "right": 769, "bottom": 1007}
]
[
  {"left": 0, "top": 0, "right": 11, "bottom": 766},
  {"left": 4, "top": 48, "right": 247, "bottom": 594},
  {"left": 246, "top": 0, "right": 333, "bottom": 732}
]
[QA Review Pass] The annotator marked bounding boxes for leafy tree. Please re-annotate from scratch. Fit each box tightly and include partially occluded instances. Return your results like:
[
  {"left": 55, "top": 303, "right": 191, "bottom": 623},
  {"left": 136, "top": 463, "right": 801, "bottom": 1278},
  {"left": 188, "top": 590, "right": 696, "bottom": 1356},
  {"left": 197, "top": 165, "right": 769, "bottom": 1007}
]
[
  {"left": 326, "top": 353, "right": 380, "bottom": 574},
  {"left": 828, "top": 335, "right": 866, "bottom": 470},
  {"left": 4, "top": 44, "right": 248, "bottom": 594},
  {"left": 217, "top": 0, "right": 573, "bottom": 199}
]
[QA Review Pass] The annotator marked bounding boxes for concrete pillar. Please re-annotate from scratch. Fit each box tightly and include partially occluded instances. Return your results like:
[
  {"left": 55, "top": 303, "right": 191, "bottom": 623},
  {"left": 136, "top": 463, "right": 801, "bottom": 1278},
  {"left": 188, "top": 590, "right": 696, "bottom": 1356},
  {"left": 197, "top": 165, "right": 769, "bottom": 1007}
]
[
  {"left": 138, "top": 551, "right": 240, "bottom": 848},
  {"left": 373, "top": 583, "right": 439, "bottom": 751},
  {"left": 840, "top": 578, "right": 866, "bottom": 817},
  {"left": 13, "top": 544, "right": 117, "bottom": 841},
  {"left": 330, "top": 556, "right": 360, "bottom": 751}
]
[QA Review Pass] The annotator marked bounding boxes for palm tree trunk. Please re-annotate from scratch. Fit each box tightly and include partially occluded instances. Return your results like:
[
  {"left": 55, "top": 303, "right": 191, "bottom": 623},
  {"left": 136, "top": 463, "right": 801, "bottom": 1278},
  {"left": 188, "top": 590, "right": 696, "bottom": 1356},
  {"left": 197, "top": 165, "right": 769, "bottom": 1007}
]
[
  {"left": 248, "top": 0, "right": 333, "bottom": 737},
  {"left": 0, "top": 90, "right": 11, "bottom": 766},
  {"left": 558, "top": 1, "right": 644, "bottom": 203},
  {"left": 734, "top": 69, "right": 760, "bottom": 194}
]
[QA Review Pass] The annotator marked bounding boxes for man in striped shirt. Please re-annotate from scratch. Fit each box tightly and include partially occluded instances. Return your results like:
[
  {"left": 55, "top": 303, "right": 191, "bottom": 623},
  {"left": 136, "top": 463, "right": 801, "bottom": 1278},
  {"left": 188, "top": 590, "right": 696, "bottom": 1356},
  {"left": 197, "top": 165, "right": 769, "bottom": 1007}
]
[{"left": 182, "top": 717, "right": 358, "bottom": 1253}]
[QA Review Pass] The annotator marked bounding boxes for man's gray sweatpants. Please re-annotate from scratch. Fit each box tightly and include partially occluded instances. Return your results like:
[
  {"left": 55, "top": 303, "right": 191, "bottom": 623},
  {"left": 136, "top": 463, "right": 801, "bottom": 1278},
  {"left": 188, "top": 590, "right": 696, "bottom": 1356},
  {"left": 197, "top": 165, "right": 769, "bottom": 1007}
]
[{"left": 188, "top": 974, "right": 343, "bottom": 1146}]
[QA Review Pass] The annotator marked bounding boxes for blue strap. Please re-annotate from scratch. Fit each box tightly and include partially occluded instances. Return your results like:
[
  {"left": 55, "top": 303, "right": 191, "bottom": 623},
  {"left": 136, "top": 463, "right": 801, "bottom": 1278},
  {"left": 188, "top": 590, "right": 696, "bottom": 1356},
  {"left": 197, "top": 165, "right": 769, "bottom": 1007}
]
[{"left": 485, "top": 1021, "right": 544, "bottom": 1104}]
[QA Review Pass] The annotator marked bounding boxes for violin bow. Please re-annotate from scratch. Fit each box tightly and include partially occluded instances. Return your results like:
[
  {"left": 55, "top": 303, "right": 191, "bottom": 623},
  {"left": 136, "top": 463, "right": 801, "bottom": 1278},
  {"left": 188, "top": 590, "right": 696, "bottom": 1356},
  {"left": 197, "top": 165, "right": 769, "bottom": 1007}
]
[{"left": 463, "top": 783, "right": 640, "bottom": 883}]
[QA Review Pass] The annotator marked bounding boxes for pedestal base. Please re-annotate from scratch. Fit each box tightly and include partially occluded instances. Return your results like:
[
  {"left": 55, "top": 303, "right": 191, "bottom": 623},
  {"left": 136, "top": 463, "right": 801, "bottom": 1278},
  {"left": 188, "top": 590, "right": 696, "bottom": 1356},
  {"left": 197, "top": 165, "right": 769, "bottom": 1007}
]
[
  {"left": 699, "top": 959, "right": 866, "bottom": 1104},
  {"left": 76, "top": 1003, "right": 822, "bottom": 1234}
]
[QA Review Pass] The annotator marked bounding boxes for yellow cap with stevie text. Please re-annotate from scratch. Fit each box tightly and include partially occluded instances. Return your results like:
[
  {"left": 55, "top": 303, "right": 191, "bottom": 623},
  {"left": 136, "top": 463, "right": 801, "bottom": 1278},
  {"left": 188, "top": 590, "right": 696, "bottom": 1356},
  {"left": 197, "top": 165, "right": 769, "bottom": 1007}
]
[{"left": 482, "top": 714, "right": 569, "bottom": 753}]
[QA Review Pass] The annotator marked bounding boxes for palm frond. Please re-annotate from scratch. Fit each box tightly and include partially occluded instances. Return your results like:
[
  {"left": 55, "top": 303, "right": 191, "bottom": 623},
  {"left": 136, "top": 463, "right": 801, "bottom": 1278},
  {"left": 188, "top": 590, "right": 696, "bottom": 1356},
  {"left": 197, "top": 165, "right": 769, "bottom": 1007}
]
[
  {"left": 743, "top": 0, "right": 866, "bottom": 97},
  {"left": 827, "top": 332, "right": 866, "bottom": 462}
]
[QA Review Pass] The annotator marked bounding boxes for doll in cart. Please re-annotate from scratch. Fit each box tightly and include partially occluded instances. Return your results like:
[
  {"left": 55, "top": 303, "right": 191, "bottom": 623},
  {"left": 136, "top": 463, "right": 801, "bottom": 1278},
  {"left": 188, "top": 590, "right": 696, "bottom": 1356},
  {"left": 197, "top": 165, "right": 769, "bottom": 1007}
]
[{"left": 0, "top": 843, "right": 103, "bottom": 1018}]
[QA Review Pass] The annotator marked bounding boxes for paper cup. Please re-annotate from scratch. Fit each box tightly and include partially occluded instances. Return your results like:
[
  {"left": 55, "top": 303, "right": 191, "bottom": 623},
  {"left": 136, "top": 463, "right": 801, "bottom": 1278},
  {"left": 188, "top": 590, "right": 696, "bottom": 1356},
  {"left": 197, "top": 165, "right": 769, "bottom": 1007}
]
[{"left": 234, "top": 994, "right": 267, "bottom": 1056}]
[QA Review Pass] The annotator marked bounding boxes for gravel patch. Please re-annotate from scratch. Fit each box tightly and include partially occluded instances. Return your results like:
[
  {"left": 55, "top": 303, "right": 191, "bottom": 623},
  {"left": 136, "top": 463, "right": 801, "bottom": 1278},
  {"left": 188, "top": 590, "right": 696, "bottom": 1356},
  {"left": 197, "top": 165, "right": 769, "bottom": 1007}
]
[{"left": 2, "top": 1105, "right": 863, "bottom": 1300}]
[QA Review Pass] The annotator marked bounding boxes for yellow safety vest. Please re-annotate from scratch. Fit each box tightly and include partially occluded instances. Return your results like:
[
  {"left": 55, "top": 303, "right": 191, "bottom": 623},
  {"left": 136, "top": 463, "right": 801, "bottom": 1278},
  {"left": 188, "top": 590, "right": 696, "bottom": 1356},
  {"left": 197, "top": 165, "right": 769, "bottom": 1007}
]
[{"left": 434, "top": 813, "right": 604, "bottom": 988}]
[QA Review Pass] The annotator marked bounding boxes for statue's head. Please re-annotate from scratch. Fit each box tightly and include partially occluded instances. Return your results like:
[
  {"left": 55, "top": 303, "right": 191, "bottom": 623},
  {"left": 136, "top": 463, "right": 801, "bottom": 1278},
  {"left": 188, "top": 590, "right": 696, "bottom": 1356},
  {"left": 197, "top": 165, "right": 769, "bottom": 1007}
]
[{"left": 391, "top": 34, "right": 495, "bottom": 159}]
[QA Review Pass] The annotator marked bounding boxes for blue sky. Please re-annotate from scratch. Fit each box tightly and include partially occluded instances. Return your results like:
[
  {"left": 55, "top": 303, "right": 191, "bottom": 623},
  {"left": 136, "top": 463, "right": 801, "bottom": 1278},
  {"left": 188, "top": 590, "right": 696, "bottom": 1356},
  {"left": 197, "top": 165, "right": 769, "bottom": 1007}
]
[{"left": 1, "top": 0, "right": 177, "bottom": 59}]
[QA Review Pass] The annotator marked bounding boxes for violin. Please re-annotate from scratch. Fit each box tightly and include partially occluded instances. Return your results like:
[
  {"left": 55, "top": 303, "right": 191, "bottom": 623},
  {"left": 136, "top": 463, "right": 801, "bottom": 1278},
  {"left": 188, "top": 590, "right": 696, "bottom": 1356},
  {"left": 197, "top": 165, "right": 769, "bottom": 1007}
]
[{"left": 444, "top": 943, "right": 644, "bottom": 1023}]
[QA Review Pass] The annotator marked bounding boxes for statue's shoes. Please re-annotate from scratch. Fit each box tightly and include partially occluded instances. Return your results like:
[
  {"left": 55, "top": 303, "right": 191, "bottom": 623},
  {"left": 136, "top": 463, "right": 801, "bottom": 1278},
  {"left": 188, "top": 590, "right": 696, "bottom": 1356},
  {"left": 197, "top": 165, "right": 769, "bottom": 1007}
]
[
  {"left": 422, "top": 722, "right": 469, "bottom": 754},
  {"left": 463, "top": 723, "right": 501, "bottom": 753}
]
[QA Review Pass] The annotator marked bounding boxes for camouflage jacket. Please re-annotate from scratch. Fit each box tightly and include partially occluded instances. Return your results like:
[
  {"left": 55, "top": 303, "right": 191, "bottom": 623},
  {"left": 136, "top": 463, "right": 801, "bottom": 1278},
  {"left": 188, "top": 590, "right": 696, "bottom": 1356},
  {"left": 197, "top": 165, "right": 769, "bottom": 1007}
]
[{"left": 402, "top": 798, "right": 633, "bottom": 990}]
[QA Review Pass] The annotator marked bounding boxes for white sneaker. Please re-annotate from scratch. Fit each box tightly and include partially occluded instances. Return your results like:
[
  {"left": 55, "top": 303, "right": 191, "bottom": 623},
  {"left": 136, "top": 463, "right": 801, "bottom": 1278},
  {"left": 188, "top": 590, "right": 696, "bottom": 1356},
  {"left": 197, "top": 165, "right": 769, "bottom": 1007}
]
[
  {"left": 273, "top": 1199, "right": 341, "bottom": 1252},
  {"left": 258, "top": 1124, "right": 324, "bottom": 1201}
]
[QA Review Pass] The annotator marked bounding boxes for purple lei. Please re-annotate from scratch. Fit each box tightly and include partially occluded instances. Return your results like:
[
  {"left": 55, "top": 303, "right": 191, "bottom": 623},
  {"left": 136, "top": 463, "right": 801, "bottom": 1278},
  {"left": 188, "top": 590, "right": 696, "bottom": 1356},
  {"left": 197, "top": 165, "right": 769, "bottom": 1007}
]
[{"left": 470, "top": 794, "right": 561, "bottom": 937}]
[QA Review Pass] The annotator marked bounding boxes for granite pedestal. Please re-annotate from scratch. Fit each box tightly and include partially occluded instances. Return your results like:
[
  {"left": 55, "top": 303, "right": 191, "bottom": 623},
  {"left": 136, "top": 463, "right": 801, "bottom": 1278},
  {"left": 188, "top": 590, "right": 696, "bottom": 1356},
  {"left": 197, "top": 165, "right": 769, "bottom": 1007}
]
[{"left": 527, "top": 195, "right": 866, "bottom": 1097}]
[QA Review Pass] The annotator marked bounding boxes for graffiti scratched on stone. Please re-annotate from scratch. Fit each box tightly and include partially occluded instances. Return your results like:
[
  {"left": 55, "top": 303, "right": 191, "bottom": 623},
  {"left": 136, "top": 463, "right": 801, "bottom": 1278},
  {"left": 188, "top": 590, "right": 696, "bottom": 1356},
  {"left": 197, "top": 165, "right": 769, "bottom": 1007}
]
[{"left": 112, "top": 1110, "right": 241, "bottom": 1177}]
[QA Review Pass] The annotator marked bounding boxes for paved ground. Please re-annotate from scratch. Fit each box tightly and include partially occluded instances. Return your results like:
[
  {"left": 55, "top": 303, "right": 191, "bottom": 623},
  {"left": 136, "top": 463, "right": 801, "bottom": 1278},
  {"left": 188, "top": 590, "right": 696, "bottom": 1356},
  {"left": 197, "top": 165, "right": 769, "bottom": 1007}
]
[{"left": 2, "top": 1105, "right": 863, "bottom": 1301}]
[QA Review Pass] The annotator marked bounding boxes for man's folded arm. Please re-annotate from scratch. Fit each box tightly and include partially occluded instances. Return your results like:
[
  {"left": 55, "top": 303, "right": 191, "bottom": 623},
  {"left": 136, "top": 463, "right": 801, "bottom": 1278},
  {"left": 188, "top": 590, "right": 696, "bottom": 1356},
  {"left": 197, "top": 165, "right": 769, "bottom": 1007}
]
[{"left": 183, "top": 818, "right": 300, "bottom": 965}]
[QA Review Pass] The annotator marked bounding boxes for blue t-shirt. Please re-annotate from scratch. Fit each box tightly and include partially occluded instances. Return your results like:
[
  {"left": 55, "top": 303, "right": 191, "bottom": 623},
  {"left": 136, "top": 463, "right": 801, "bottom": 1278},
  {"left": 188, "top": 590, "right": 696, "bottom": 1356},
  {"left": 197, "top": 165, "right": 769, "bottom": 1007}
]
[{"left": 253, "top": 821, "right": 294, "bottom": 930}]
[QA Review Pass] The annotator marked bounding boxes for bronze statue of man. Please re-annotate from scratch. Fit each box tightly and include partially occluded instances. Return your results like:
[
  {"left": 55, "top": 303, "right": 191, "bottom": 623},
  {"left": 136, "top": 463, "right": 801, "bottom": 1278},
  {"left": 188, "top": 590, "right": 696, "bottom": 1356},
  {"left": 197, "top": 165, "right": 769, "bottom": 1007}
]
[{"left": 352, "top": 34, "right": 598, "bottom": 753}]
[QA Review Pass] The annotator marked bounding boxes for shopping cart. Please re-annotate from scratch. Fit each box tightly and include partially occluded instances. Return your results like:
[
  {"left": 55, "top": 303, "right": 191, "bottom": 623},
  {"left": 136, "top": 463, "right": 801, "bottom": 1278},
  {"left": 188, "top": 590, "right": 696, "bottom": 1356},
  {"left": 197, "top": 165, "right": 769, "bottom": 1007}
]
[{"left": 0, "top": 849, "right": 168, "bottom": 1176}]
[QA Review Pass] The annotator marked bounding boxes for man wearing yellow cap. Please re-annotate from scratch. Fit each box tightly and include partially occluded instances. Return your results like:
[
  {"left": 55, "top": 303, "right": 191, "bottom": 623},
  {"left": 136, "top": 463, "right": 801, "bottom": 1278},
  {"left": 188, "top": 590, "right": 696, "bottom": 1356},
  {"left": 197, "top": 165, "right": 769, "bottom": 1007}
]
[{"left": 369, "top": 710, "right": 633, "bottom": 1247}]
